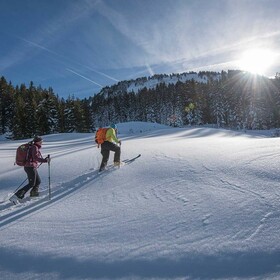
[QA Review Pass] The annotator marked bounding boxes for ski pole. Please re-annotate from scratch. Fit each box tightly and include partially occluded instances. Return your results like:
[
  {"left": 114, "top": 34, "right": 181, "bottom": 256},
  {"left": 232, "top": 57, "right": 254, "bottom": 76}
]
[
  {"left": 13, "top": 178, "right": 28, "bottom": 194},
  {"left": 48, "top": 155, "right": 51, "bottom": 200}
]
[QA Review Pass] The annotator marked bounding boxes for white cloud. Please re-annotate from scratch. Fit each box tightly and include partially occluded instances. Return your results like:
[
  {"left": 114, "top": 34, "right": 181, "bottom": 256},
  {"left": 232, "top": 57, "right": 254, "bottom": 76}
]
[{"left": 66, "top": 68, "right": 103, "bottom": 88}]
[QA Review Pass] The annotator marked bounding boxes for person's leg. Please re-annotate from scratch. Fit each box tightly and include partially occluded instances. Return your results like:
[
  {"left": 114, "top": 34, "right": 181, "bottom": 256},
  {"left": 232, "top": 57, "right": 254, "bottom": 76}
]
[
  {"left": 15, "top": 167, "right": 36, "bottom": 198},
  {"left": 30, "top": 169, "right": 41, "bottom": 197},
  {"left": 99, "top": 146, "right": 110, "bottom": 171},
  {"left": 110, "top": 144, "right": 121, "bottom": 163}
]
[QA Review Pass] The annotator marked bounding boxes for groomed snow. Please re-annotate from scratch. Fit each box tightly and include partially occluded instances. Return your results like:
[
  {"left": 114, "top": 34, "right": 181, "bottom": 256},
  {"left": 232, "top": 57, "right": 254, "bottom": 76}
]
[{"left": 0, "top": 122, "right": 280, "bottom": 280}]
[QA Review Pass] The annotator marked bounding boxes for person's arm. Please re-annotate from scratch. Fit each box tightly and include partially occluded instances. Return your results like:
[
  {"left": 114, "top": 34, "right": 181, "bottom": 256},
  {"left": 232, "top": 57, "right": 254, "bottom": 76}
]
[{"left": 31, "top": 145, "right": 47, "bottom": 163}]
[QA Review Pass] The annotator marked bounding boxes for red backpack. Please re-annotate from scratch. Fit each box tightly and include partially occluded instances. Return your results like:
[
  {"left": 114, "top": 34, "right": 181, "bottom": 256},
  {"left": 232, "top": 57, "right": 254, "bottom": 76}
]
[
  {"left": 95, "top": 128, "right": 108, "bottom": 147},
  {"left": 15, "top": 142, "right": 32, "bottom": 166}
]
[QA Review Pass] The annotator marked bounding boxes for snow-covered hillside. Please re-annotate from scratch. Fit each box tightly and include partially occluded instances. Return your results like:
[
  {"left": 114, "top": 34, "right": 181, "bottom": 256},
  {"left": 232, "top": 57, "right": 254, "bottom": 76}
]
[
  {"left": 0, "top": 122, "right": 280, "bottom": 280},
  {"left": 126, "top": 72, "right": 214, "bottom": 93},
  {"left": 100, "top": 72, "right": 221, "bottom": 97}
]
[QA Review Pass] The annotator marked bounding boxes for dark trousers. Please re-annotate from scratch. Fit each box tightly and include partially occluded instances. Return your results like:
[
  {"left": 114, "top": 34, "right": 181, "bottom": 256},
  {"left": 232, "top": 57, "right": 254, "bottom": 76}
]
[
  {"left": 20, "top": 167, "right": 41, "bottom": 193},
  {"left": 99, "top": 141, "right": 121, "bottom": 171}
]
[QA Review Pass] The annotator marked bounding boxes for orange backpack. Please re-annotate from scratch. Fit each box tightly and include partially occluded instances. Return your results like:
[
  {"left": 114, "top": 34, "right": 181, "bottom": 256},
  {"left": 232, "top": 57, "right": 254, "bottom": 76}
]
[{"left": 95, "top": 128, "right": 108, "bottom": 147}]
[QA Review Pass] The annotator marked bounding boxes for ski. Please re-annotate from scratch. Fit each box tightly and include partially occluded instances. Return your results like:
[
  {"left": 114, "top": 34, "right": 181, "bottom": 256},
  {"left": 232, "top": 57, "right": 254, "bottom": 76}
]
[
  {"left": 9, "top": 195, "right": 19, "bottom": 205},
  {"left": 123, "top": 154, "right": 141, "bottom": 164},
  {"left": 1, "top": 189, "right": 48, "bottom": 213},
  {"left": 8, "top": 194, "right": 41, "bottom": 205},
  {"left": 98, "top": 154, "right": 141, "bottom": 173}
]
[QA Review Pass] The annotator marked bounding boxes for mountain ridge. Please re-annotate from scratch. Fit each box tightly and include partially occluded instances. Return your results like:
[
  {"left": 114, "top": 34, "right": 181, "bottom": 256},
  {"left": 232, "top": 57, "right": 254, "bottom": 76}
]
[{"left": 97, "top": 71, "right": 223, "bottom": 98}]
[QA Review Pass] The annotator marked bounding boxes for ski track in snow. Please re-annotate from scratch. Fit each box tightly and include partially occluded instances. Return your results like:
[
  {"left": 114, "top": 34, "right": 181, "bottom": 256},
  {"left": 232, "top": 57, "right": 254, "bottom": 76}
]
[{"left": 0, "top": 168, "right": 99, "bottom": 228}]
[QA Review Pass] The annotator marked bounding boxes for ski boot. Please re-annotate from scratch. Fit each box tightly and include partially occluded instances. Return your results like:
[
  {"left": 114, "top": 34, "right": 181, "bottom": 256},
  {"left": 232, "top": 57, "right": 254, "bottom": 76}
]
[{"left": 30, "top": 186, "right": 39, "bottom": 197}]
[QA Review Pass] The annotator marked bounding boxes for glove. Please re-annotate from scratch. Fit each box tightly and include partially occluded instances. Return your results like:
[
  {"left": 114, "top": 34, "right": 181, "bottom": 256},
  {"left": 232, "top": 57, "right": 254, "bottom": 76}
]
[
  {"left": 45, "top": 156, "right": 51, "bottom": 163},
  {"left": 119, "top": 140, "right": 122, "bottom": 146}
]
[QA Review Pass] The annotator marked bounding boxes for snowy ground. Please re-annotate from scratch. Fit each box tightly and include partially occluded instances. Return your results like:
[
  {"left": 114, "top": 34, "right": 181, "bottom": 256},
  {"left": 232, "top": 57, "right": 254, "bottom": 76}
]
[{"left": 0, "top": 122, "right": 280, "bottom": 280}]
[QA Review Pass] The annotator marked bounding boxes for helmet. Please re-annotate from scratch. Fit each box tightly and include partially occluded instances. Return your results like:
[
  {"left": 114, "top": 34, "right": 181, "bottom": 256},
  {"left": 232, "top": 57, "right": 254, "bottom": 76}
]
[{"left": 110, "top": 124, "right": 117, "bottom": 129}]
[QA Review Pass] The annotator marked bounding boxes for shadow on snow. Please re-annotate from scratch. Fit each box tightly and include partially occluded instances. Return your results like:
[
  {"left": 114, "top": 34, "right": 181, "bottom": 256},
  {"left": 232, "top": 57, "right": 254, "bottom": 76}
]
[{"left": 0, "top": 246, "right": 279, "bottom": 279}]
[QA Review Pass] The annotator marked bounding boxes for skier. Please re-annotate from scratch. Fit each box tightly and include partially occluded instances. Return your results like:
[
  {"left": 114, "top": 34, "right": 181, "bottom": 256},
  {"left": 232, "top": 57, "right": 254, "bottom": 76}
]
[
  {"left": 14, "top": 136, "right": 50, "bottom": 199},
  {"left": 99, "top": 124, "right": 122, "bottom": 172}
]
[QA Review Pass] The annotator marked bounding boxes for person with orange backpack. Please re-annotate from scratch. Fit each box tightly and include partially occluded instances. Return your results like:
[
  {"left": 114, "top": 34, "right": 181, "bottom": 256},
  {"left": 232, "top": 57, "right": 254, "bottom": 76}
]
[
  {"left": 96, "top": 124, "right": 122, "bottom": 172},
  {"left": 13, "top": 136, "right": 50, "bottom": 200}
]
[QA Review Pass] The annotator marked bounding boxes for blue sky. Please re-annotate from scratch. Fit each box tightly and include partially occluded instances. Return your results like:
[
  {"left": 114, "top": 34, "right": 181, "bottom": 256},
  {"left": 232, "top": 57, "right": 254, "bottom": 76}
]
[{"left": 1, "top": 0, "right": 280, "bottom": 98}]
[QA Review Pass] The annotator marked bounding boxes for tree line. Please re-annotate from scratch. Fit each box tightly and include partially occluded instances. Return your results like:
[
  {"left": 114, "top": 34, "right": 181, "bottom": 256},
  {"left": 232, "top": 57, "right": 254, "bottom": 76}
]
[
  {"left": 92, "top": 70, "right": 280, "bottom": 130},
  {"left": 1, "top": 70, "right": 280, "bottom": 140},
  {"left": 0, "top": 77, "right": 94, "bottom": 139}
]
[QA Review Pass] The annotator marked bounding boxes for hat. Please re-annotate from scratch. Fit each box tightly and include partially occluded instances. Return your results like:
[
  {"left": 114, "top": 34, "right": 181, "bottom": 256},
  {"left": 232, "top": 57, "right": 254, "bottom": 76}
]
[
  {"left": 110, "top": 124, "right": 117, "bottom": 129},
  {"left": 33, "top": 136, "right": 43, "bottom": 143}
]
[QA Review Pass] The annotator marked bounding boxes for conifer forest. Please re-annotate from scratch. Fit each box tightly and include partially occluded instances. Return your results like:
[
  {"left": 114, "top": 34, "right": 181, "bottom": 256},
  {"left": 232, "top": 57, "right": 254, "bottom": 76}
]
[{"left": 1, "top": 70, "right": 280, "bottom": 140}]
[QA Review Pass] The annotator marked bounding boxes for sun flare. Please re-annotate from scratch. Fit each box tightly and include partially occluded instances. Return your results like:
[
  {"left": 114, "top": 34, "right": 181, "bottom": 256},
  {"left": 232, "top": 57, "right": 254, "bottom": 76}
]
[{"left": 237, "top": 49, "right": 276, "bottom": 75}]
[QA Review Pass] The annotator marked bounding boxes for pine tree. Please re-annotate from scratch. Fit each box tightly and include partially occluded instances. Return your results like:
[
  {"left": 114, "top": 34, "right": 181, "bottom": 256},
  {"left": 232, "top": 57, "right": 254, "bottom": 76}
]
[
  {"left": 64, "top": 96, "right": 76, "bottom": 132},
  {"left": 35, "top": 90, "right": 59, "bottom": 135},
  {"left": 0, "top": 77, "right": 14, "bottom": 136},
  {"left": 12, "top": 91, "right": 27, "bottom": 139}
]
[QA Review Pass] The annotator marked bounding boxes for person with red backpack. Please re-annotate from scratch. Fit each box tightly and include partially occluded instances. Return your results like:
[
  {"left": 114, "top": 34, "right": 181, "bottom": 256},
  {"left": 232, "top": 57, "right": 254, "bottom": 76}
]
[
  {"left": 14, "top": 136, "right": 50, "bottom": 199},
  {"left": 98, "top": 124, "right": 122, "bottom": 172}
]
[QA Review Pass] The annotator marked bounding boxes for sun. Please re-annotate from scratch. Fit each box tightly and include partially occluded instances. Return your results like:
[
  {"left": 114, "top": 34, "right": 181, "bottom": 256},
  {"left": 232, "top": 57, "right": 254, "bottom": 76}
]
[{"left": 237, "top": 49, "right": 276, "bottom": 75}]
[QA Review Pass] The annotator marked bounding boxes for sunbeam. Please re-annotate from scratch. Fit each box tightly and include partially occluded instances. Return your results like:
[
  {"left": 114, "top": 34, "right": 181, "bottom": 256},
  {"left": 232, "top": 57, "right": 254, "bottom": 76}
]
[{"left": 237, "top": 49, "right": 277, "bottom": 75}]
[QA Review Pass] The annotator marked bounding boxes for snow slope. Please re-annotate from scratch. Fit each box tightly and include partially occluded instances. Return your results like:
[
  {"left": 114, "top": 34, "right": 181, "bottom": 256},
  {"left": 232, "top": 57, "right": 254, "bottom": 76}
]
[
  {"left": 126, "top": 73, "right": 212, "bottom": 94},
  {"left": 0, "top": 122, "right": 280, "bottom": 280}
]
